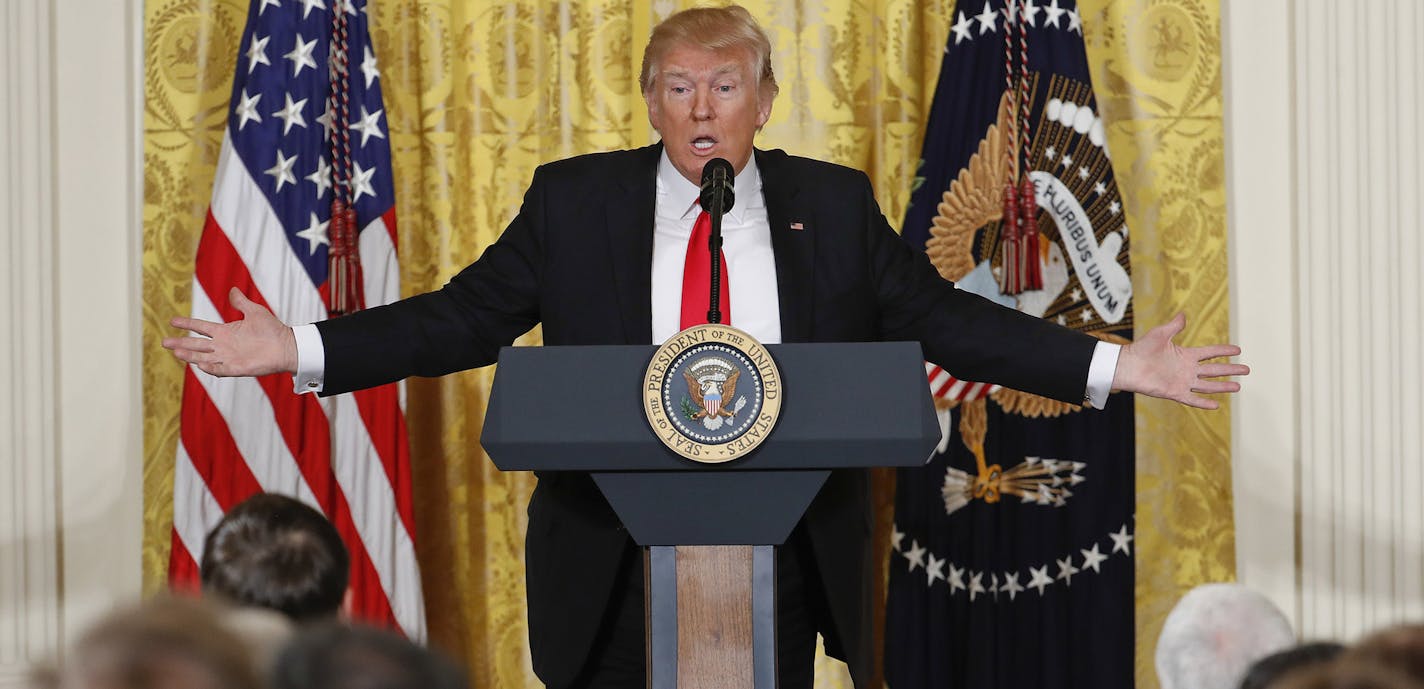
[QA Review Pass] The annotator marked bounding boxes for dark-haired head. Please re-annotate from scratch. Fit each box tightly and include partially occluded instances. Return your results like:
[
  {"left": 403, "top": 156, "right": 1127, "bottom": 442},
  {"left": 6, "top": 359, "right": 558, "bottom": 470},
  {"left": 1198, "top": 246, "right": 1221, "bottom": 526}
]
[
  {"left": 1240, "top": 642, "right": 1347, "bottom": 689},
  {"left": 272, "top": 623, "right": 467, "bottom": 689},
  {"left": 200, "top": 492, "right": 349, "bottom": 623}
]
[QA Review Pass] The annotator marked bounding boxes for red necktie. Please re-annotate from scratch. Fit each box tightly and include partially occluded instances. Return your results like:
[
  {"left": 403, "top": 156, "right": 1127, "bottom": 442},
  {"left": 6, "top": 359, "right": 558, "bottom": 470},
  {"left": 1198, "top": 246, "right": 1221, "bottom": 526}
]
[{"left": 679, "top": 208, "right": 731, "bottom": 329}]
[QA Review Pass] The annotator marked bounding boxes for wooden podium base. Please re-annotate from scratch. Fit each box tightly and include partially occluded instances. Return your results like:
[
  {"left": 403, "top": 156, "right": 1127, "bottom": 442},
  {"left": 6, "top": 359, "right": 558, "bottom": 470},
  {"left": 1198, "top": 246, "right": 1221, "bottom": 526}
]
[{"left": 646, "top": 545, "right": 777, "bottom": 689}]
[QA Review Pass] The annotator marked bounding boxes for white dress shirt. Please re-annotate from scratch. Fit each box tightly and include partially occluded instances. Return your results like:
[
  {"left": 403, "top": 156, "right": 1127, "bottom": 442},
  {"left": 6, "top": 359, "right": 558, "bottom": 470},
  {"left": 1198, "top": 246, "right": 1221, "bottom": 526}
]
[
  {"left": 293, "top": 150, "right": 1120, "bottom": 407},
  {"left": 651, "top": 152, "right": 780, "bottom": 344}
]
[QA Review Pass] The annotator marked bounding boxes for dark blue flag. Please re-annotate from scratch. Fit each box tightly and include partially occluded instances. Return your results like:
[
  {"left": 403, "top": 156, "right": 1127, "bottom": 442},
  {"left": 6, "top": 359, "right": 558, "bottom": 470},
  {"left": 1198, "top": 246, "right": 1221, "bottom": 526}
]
[{"left": 886, "top": 1, "right": 1135, "bottom": 687}]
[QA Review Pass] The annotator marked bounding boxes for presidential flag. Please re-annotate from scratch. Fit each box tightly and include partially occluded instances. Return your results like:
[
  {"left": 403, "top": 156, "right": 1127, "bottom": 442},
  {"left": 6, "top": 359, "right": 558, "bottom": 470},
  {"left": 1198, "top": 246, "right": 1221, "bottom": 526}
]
[
  {"left": 887, "top": 1, "right": 1134, "bottom": 686},
  {"left": 168, "top": 0, "right": 425, "bottom": 639}
]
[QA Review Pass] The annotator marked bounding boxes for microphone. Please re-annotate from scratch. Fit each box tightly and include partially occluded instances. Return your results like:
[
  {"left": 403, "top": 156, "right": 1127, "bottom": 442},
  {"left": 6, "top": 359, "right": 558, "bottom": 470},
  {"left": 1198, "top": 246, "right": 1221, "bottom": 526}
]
[
  {"left": 698, "top": 158, "right": 734, "bottom": 325},
  {"left": 699, "top": 157, "right": 736, "bottom": 216}
]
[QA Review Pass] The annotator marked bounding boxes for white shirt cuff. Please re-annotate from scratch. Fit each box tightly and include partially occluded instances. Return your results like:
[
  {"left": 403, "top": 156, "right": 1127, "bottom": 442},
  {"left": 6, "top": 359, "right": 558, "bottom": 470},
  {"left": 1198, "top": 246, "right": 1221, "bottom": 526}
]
[
  {"left": 292, "top": 323, "right": 326, "bottom": 394},
  {"left": 1083, "top": 341, "right": 1121, "bottom": 409}
]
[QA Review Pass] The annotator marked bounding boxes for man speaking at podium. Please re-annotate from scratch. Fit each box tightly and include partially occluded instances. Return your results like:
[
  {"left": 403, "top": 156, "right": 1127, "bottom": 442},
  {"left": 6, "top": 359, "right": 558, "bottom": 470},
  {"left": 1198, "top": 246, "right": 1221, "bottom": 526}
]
[{"left": 165, "top": 5, "right": 1246, "bottom": 688}]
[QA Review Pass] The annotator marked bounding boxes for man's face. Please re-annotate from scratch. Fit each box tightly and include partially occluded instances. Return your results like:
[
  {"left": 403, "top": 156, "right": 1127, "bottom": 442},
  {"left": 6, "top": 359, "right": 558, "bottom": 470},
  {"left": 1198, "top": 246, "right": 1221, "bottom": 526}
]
[{"left": 645, "top": 44, "right": 772, "bottom": 185}]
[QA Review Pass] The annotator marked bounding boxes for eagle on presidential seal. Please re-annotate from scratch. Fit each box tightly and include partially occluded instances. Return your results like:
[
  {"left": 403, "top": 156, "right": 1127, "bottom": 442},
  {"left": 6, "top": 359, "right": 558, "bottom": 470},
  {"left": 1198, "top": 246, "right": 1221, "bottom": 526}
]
[{"left": 681, "top": 357, "right": 746, "bottom": 431}]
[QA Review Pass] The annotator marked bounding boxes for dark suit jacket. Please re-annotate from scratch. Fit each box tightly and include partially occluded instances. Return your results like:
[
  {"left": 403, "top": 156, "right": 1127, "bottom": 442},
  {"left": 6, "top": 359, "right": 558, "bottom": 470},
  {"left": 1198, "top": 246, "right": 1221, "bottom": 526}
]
[{"left": 317, "top": 144, "right": 1097, "bottom": 688}]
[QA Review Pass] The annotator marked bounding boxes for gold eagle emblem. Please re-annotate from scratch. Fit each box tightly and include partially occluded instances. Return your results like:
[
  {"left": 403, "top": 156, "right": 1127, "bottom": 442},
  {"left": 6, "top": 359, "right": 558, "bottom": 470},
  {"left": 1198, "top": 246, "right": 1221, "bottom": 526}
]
[
  {"left": 682, "top": 368, "right": 740, "bottom": 419},
  {"left": 926, "top": 92, "right": 1128, "bottom": 421}
]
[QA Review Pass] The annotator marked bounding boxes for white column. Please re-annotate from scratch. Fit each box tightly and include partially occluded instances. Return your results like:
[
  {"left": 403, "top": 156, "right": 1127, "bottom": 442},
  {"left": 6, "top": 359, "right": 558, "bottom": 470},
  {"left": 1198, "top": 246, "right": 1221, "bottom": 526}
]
[
  {"left": 0, "top": 0, "right": 61, "bottom": 685},
  {"left": 1227, "top": 0, "right": 1424, "bottom": 641},
  {"left": 1223, "top": 0, "right": 1300, "bottom": 629},
  {"left": 0, "top": 0, "right": 144, "bottom": 684},
  {"left": 51, "top": 0, "right": 146, "bottom": 648}
]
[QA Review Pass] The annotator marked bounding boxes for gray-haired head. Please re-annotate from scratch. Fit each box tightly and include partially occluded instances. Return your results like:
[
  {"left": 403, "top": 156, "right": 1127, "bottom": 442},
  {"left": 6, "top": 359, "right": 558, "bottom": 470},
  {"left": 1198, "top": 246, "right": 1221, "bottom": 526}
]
[{"left": 1156, "top": 583, "right": 1296, "bottom": 689}]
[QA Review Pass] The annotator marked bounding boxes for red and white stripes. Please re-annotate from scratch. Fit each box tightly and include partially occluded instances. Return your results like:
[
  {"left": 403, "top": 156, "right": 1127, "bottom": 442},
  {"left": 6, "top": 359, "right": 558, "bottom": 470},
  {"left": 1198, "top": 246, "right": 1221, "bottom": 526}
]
[
  {"left": 170, "top": 132, "right": 425, "bottom": 641},
  {"left": 926, "top": 362, "right": 1002, "bottom": 403}
]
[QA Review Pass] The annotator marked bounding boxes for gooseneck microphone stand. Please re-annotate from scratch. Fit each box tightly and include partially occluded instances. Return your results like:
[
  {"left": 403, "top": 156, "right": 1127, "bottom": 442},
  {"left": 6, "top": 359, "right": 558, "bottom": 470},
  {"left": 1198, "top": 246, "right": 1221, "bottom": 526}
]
[{"left": 699, "top": 158, "right": 736, "bottom": 325}]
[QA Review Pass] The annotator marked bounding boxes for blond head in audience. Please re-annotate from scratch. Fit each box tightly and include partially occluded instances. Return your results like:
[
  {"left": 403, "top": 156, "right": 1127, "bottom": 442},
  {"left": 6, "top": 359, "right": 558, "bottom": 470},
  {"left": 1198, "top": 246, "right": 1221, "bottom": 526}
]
[
  {"left": 46, "top": 595, "right": 264, "bottom": 689},
  {"left": 1343, "top": 625, "right": 1424, "bottom": 686}
]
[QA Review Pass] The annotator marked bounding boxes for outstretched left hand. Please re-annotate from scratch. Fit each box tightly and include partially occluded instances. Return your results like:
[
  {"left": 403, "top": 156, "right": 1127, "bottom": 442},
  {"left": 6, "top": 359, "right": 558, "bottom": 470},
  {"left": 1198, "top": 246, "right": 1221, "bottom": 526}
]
[{"left": 1112, "top": 312, "right": 1249, "bottom": 410}]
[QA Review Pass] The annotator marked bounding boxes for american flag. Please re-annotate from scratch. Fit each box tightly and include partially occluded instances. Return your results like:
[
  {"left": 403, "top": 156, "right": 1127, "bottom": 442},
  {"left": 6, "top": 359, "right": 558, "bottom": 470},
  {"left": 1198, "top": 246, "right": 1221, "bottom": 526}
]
[
  {"left": 925, "top": 362, "right": 1001, "bottom": 403},
  {"left": 168, "top": 0, "right": 425, "bottom": 639}
]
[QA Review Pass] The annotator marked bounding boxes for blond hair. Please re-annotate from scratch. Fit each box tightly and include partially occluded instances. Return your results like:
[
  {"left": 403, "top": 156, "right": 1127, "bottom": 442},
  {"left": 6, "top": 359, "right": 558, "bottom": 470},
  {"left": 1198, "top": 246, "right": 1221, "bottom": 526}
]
[
  {"left": 639, "top": 5, "right": 779, "bottom": 101},
  {"left": 63, "top": 596, "right": 265, "bottom": 689}
]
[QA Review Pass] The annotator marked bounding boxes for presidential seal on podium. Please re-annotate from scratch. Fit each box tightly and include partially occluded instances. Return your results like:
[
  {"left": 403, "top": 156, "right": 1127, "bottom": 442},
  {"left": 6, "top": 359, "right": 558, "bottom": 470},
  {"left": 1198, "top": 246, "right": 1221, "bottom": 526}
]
[{"left": 643, "top": 323, "right": 782, "bottom": 463}]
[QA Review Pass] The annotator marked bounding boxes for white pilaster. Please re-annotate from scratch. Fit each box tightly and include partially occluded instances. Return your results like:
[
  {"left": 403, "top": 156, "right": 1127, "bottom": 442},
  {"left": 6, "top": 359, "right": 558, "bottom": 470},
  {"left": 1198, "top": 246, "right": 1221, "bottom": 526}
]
[
  {"left": 0, "top": 0, "right": 144, "bottom": 684},
  {"left": 1223, "top": 0, "right": 1299, "bottom": 629},
  {"left": 52, "top": 0, "right": 146, "bottom": 650},
  {"left": 0, "top": 0, "right": 61, "bottom": 685}
]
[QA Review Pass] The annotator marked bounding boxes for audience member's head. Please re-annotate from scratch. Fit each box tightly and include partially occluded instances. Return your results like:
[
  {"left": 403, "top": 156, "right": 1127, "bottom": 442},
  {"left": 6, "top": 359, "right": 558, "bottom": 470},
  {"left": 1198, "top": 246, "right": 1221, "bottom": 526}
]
[
  {"left": 1156, "top": 583, "right": 1297, "bottom": 689},
  {"left": 54, "top": 595, "right": 264, "bottom": 689},
  {"left": 26, "top": 663, "right": 61, "bottom": 689},
  {"left": 271, "top": 623, "right": 467, "bottom": 689},
  {"left": 1240, "top": 642, "right": 1347, "bottom": 689},
  {"left": 1273, "top": 661, "right": 1424, "bottom": 689},
  {"left": 217, "top": 605, "right": 296, "bottom": 675},
  {"left": 1344, "top": 625, "right": 1424, "bottom": 685},
  {"left": 200, "top": 492, "right": 349, "bottom": 623}
]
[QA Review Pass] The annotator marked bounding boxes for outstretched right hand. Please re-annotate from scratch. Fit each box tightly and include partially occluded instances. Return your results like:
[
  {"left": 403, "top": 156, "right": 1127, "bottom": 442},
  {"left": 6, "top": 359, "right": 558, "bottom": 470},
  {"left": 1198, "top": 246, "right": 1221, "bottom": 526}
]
[
  {"left": 1111, "top": 312, "right": 1248, "bottom": 410},
  {"left": 162, "top": 287, "right": 298, "bottom": 377}
]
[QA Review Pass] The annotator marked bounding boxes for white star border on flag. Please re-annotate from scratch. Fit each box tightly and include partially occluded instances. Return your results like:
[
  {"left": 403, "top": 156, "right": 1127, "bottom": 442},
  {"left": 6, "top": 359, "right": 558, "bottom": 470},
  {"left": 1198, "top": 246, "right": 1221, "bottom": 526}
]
[
  {"left": 223, "top": 0, "right": 394, "bottom": 285},
  {"left": 951, "top": 0, "right": 1083, "bottom": 46},
  {"left": 891, "top": 520, "right": 1136, "bottom": 600}
]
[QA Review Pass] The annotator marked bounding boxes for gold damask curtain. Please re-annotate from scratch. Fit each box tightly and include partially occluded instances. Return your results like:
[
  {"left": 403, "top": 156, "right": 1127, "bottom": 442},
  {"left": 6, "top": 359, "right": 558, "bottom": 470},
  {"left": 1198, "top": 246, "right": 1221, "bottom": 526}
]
[{"left": 142, "top": 2, "right": 1231, "bottom": 688}]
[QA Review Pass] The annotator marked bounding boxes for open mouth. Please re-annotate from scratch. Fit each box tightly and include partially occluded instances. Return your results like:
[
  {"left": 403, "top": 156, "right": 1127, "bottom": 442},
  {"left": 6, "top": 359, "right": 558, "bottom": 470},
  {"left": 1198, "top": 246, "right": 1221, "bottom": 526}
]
[{"left": 692, "top": 136, "right": 717, "bottom": 152}]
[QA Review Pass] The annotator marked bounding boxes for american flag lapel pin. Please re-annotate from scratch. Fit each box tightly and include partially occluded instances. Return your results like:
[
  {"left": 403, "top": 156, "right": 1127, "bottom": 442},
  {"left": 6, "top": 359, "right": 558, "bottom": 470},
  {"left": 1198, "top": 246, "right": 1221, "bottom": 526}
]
[{"left": 789, "top": 221, "right": 804, "bottom": 231}]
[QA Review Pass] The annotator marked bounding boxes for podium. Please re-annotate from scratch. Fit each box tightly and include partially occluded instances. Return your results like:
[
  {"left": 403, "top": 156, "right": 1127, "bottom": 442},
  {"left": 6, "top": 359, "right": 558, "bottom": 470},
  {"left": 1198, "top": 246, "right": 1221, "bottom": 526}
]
[{"left": 483, "top": 341, "right": 939, "bottom": 689}]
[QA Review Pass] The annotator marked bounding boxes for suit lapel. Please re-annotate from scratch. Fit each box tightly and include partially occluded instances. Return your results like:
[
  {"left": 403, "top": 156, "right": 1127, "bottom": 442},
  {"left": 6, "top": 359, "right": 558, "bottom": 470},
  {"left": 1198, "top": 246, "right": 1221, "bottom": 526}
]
[
  {"left": 757, "top": 149, "right": 815, "bottom": 343},
  {"left": 606, "top": 145, "right": 660, "bottom": 344}
]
